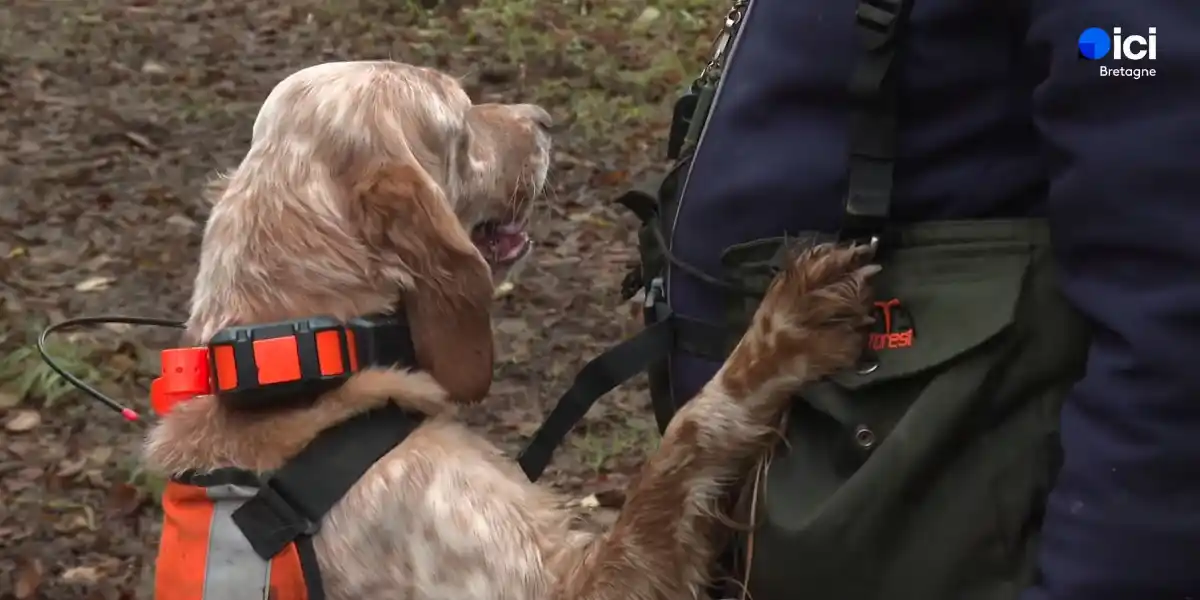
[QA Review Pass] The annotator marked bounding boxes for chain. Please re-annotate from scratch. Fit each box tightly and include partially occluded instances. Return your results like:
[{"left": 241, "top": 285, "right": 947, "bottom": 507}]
[{"left": 696, "top": 0, "right": 750, "bottom": 86}]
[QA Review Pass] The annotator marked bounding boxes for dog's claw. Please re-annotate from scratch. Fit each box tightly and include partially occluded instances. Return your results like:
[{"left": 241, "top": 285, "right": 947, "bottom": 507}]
[{"left": 735, "top": 242, "right": 882, "bottom": 382}]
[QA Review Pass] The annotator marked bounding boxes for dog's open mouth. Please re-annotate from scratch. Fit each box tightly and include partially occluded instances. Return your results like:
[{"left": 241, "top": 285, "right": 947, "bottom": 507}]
[{"left": 470, "top": 221, "right": 532, "bottom": 266}]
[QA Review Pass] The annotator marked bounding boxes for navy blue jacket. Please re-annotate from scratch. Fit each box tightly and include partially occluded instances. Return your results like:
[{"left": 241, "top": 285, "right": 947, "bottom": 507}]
[{"left": 667, "top": 1, "right": 1200, "bottom": 598}]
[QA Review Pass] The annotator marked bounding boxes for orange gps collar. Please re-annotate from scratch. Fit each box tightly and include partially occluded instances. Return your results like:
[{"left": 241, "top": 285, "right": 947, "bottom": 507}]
[{"left": 150, "top": 314, "right": 415, "bottom": 415}]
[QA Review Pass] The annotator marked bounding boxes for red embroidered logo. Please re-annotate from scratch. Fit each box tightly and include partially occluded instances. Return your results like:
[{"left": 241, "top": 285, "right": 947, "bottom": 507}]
[{"left": 869, "top": 298, "right": 915, "bottom": 351}]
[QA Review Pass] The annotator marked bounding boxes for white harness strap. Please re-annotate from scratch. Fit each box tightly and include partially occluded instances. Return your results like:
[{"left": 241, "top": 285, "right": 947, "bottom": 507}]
[{"left": 202, "top": 484, "right": 273, "bottom": 600}]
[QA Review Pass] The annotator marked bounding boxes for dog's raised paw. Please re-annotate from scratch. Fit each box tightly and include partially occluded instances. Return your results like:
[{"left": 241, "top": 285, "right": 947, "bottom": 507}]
[{"left": 728, "top": 242, "right": 880, "bottom": 390}]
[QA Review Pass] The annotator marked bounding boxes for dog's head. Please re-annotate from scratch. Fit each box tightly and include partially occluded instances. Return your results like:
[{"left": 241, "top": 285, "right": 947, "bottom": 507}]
[{"left": 187, "top": 61, "right": 552, "bottom": 405}]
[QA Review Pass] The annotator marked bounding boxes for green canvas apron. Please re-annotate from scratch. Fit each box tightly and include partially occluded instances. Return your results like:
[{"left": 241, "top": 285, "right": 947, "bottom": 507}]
[{"left": 718, "top": 220, "right": 1089, "bottom": 600}]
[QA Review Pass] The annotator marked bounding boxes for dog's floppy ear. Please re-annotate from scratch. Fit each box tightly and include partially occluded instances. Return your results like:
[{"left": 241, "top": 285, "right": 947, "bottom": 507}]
[{"left": 355, "top": 164, "right": 494, "bottom": 404}]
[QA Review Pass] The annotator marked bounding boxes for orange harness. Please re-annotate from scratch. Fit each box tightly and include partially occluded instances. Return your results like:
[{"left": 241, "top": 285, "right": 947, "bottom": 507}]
[
  {"left": 149, "top": 315, "right": 421, "bottom": 600},
  {"left": 156, "top": 471, "right": 313, "bottom": 600},
  {"left": 153, "top": 405, "right": 423, "bottom": 600}
]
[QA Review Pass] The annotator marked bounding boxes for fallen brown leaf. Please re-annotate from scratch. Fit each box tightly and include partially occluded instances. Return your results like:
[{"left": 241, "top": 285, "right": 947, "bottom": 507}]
[
  {"left": 122, "top": 130, "right": 159, "bottom": 153},
  {"left": 74, "top": 275, "right": 115, "bottom": 292},
  {"left": 57, "top": 455, "right": 88, "bottom": 478},
  {"left": 14, "top": 557, "right": 44, "bottom": 599},
  {"left": 106, "top": 482, "right": 144, "bottom": 516},
  {"left": 5, "top": 410, "right": 42, "bottom": 432},
  {"left": 590, "top": 169, "right": 629, "bottom": 186},
  {"left": 89, "top": 446, "right": 115, "bottom": 464},
  {"left": 61, "top": 565, "right": 103, "bottom": 585}
]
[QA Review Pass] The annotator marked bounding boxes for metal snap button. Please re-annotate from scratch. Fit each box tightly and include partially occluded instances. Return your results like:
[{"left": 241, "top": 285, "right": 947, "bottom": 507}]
[{"left": 853, "top": 425, "right": 876, "bottom": 449}]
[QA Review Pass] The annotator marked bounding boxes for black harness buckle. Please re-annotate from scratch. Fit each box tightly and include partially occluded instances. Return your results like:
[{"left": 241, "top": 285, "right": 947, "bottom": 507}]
[{"left": 855, "top": 0, "right": 905, "bottom": 49}]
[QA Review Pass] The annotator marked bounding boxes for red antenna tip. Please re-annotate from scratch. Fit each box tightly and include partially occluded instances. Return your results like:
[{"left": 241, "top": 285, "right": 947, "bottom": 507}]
[{"left": 120, "top": 408, "right": 140, "bottom": 422}]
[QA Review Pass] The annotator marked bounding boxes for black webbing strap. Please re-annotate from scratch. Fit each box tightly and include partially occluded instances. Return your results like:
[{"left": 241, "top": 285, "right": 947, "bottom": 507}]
[
  {"left": 174, "top": 467, "right": 262, "bottom": 488},
  {"left": 231, "top": 402, "right": 424, "bottom": 596},
  {"left": 294, "top": 537, "right": 324, "bottom": 600},
  {"left": 841, "top": 0, "right": 911, "bottom": 242},
  {"left": 517, "top": 312, "right": 724, "bottom": 481}
]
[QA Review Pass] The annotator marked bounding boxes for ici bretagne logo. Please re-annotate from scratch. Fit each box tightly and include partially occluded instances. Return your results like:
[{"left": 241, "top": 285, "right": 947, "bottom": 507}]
[{"left": 1077, "top": 26, "right": 1158, "bottom": 79}]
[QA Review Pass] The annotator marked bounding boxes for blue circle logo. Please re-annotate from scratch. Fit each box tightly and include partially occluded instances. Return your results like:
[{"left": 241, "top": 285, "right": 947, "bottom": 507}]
[{"left": 1078, "top": 27, "right": 1111, "bottom": 60}]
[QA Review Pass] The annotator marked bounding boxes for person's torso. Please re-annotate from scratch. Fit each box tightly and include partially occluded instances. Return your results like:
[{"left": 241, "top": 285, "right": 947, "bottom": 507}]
[{"left": 667, "top": 0, "right": 1047, "bottom": 401}]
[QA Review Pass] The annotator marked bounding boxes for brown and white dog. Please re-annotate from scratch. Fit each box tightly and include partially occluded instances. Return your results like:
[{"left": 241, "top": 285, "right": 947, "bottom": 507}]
[{"left": 144, "top": 60, "right": 878, "bottom": 600}]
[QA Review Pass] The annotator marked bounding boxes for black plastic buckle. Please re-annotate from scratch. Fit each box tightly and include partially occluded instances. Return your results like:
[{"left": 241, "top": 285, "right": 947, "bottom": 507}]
[
  {"left": 345, "top": 314, "right": 416, "bottom": 369},
  {"left": 855, "top": 0, "right": 904, "bottom": 50},
  {"left": 841, "top": 199, "right": 890, "bottom": 243},
  {"left": 842, "top": 148, "right": 895, "bottom": 243}
]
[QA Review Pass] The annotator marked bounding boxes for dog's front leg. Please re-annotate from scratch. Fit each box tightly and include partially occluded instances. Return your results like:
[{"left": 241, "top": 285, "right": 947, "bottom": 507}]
[{"left": 551, "top": 243, "right": 878, "bottom": 600}]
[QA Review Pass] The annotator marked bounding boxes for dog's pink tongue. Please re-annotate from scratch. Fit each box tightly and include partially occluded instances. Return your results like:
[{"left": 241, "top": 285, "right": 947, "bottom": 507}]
[
  {"left": 471, "top": 224, "right": 529, "bottom": 262},
  {"left": 492, "top": 230, "right": 529, "bottom": 261}
]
